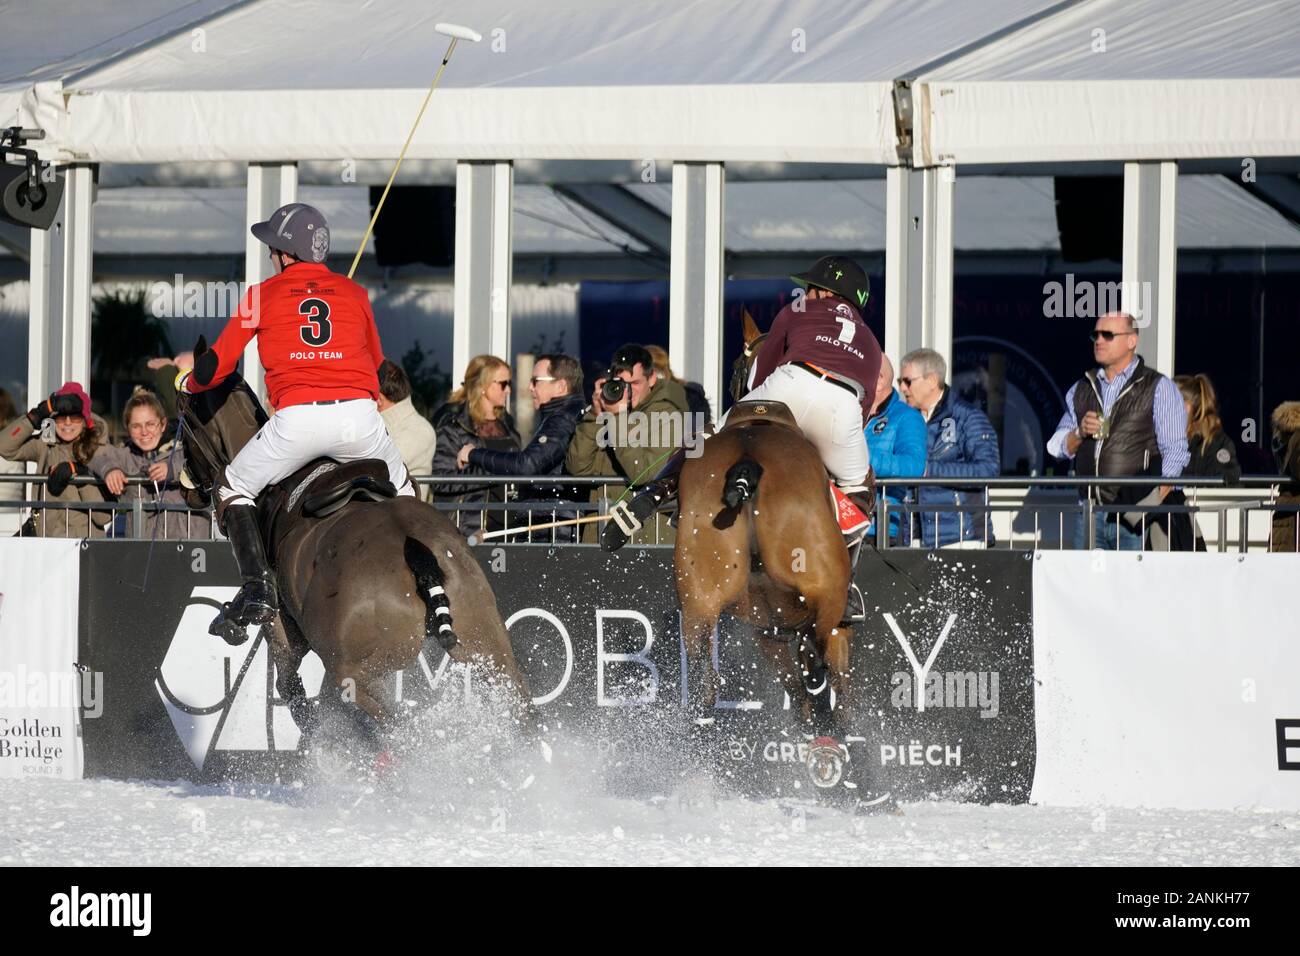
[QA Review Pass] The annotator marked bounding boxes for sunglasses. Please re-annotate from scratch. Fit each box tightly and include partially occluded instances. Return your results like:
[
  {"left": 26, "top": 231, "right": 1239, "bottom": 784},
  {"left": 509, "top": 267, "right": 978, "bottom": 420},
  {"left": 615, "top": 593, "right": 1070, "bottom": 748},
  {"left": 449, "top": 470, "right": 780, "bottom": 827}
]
[
  {"left": 492, "top": 379, "right": 512, "bottom": 389},
  {"left": 529, "top": 375, "right": 557, "bottom": 386},
  {"left": 1090, "top": 329, "right": 1135, "bottom": 342},
  {"left": 897, "top": 376, "right": 923, "bottom": 387}
]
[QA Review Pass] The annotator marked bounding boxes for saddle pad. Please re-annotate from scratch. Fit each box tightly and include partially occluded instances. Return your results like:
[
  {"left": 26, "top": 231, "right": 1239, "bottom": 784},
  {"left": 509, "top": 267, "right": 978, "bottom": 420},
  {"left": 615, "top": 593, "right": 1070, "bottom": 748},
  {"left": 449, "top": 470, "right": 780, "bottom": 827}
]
[{"left": 830, "top": 483, "right": 870, "bottom": 535}]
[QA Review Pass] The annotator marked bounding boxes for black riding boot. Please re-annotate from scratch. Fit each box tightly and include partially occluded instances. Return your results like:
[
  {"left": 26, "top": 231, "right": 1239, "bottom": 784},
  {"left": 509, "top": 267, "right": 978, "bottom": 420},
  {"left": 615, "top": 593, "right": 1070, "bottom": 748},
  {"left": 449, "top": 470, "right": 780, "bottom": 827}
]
[
  {"left": 601, "top": 448, "right": 688, "bottom": 552},
  {"left": 212, "top": 503, "right": 278, "bottom": 645}
]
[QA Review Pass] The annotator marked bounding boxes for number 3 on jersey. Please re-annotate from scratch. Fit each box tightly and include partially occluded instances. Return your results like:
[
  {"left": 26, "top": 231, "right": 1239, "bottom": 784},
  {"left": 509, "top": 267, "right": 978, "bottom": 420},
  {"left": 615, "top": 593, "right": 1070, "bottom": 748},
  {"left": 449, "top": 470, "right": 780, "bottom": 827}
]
[{"left": 299, "top": 298, "right": 332, "bottom": 347}]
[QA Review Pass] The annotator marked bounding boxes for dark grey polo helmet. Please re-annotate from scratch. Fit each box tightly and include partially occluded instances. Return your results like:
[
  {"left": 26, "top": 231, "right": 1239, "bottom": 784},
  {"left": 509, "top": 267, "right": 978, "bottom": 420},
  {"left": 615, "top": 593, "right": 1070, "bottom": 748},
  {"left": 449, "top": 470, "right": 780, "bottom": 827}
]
[{"left": 250, "top": 203, "right": 331, "bottom": 263}]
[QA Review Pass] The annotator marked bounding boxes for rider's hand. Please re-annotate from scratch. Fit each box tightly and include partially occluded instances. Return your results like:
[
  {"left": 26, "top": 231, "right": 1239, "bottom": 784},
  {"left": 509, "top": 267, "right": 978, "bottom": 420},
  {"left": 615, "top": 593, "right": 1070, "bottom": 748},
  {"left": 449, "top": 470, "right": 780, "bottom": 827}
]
[
  {"left": 105, "top": 469, "right": 127, "bottom": 496},
  {"left": 145, "top": 357, "right": 173, "bottom": 371},
  {"left": 147, "top": 461, "right": 170, "bottom": 484}
]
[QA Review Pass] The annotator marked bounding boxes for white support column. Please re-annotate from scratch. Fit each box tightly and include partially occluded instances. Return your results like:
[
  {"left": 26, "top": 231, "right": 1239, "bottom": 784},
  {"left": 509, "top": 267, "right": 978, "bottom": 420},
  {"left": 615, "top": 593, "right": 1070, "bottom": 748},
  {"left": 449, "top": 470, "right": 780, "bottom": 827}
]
[
  {"left": 453, "top": 161, "right": 514, "bottom": 381},
  {"left": 668, "top": 162, "right": 725, "bottom": 418},
  {"left": 62, "top": 165, "right": 95, "bottom": 388},
  {"left": 27, "top": 225, "right": 58, "bottom": 406},
  {"left": 27, "top": 163, "right": 95, "bottom": 405},
  {"left": 244, "top": 162, "right": 297, "bottom": 403},
  {"left": 883, "top": 165, "right": 955, "bottom": 371},
  {"left": 1123, "top": 161, "right": 1177, "bottom": 375}
]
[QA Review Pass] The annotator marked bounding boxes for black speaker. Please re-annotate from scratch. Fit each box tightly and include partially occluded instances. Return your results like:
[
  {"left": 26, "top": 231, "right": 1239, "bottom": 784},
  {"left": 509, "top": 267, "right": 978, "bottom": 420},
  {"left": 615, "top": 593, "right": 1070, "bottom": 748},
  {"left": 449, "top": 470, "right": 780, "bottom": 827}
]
[
  {"left": 0, "top": 163, "right": 64, "bottom": 229},
  {"left": 368, "top": 185, "right": 455, "bottom": 268},
  {"left": 1054, "top": 176, "right": 1123, "bottom": 263}
]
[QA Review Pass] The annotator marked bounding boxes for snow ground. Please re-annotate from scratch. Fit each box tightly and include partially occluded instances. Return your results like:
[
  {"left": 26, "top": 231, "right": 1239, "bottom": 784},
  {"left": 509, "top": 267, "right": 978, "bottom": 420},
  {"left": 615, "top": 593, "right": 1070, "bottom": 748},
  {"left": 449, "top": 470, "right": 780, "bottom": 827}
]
[
  {"left": 6, "top": 689, "right": 1298, "bottom": 867},
  {"left": 4, "top": 773, "right": 1299, "bottom": 867}
]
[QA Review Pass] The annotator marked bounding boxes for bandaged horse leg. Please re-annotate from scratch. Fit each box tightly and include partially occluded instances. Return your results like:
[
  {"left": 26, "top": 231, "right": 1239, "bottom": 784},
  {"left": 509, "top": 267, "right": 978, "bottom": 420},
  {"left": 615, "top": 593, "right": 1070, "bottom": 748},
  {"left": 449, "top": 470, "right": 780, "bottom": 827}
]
[{"left": 601, "top": 446, "right": 690, "bottom": 552}]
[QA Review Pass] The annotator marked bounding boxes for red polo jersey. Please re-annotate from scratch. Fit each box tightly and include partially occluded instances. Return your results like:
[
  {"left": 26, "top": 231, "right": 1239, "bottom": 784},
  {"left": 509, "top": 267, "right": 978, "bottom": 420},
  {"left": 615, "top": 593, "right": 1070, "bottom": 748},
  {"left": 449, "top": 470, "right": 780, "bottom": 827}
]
[{"left": 192, "top": 262, "right": 383, "bottom": 409}]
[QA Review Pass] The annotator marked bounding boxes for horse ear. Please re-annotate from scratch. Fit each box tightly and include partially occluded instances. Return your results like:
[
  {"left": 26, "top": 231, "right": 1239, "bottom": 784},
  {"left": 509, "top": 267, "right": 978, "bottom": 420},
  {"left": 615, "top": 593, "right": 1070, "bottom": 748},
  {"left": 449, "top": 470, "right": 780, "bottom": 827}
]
[
  {"left": 742, "top": 308, "right": 761, "bottom": 345},
  {"left": 195, "top": 335, "right": 208, "bottom": 357}
]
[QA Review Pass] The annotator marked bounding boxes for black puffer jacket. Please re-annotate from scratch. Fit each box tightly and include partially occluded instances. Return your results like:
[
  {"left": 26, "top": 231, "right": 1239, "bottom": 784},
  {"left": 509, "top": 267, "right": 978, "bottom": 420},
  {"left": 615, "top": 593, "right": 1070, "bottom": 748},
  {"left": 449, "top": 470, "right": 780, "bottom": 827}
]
[
  {"left": 428, "top": 402, "right": 521, "bottom": 534},
  {"left": 1185, "top": 431, "right": 1241, "bottom": 485},
  {"left": 468, "top": 393, "right": 587, "bottom": 540},
  {"left": 467, "top": 393, "right": 585, "bottom": 480}
]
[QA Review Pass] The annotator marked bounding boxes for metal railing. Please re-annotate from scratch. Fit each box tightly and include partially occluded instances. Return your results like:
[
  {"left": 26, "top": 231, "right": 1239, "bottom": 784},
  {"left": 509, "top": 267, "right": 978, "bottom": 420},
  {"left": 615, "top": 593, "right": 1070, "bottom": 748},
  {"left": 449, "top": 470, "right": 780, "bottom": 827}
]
[{"left": 0, "top": 471, "right": 1295, "bottom": 553}]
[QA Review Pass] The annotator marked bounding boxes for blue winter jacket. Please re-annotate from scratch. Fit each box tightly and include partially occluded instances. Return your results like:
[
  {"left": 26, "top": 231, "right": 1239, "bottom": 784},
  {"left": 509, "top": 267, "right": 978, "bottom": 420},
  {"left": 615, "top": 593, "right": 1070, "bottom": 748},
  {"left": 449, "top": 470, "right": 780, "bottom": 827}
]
[
  {"left": 914, "top": 387, "right": 1001, "bottom": 547},
  {"left": 864, "top": 389, "right": 927, "bottom": 542}
]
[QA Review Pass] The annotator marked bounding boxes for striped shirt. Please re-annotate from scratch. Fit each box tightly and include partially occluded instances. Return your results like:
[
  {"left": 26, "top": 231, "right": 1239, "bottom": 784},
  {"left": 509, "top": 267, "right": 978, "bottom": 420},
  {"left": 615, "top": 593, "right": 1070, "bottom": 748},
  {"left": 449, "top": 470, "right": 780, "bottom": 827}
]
[{"left": 1047, "top": 359, "right": 1189, "bottom": 479}]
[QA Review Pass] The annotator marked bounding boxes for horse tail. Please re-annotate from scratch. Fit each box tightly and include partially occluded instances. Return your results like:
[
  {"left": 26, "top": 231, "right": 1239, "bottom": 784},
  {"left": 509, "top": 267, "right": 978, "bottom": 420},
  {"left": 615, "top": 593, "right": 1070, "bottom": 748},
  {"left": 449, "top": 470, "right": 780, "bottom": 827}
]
[
  {"left": 722, "top": 456, "right": 763, "bottom": 509},
  {"left": 403, "top": 536, "right": 458, "bottom": 651}
]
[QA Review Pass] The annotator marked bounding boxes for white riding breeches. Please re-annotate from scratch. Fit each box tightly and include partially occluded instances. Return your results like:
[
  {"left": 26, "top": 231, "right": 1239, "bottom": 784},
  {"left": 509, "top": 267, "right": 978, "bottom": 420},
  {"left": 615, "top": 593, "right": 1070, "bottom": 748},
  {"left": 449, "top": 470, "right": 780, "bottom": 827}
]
[
  {"left": 220, "top": 399, "right": 415, "bottom": 508},
  {"left": 723, "top": 364, "right": 870, "bottom": 488}
]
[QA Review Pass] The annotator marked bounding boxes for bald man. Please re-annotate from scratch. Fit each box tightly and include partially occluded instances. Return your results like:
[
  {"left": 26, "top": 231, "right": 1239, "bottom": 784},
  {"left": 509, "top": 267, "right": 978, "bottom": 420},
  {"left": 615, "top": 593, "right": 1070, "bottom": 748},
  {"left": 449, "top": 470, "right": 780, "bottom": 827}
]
[{"left": 863, "top": 354, "right": 927, "bottom": 544}]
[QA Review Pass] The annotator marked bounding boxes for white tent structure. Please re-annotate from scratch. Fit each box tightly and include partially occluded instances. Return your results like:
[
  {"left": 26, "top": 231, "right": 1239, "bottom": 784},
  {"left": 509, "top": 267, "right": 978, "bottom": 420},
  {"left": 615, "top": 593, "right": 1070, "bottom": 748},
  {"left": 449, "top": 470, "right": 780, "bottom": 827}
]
[{"left": 3, "top": 0, "right": 1299, "bottom": 411}]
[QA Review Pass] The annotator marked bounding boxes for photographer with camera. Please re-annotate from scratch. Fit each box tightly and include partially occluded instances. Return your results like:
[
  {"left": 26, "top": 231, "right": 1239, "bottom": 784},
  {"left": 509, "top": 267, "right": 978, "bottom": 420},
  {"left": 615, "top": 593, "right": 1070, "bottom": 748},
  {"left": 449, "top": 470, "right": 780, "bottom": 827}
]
[{"left": 565, "top": 343, "right": 690, "bottom": 546}]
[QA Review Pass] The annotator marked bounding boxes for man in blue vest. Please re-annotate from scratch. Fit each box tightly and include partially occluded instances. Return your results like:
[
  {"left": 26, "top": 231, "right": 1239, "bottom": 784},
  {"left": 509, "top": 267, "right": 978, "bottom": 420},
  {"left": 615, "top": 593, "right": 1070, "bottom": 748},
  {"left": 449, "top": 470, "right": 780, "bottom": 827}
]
[{"left": 1047, "top": 311, "right": 1188, "bottom": 550}]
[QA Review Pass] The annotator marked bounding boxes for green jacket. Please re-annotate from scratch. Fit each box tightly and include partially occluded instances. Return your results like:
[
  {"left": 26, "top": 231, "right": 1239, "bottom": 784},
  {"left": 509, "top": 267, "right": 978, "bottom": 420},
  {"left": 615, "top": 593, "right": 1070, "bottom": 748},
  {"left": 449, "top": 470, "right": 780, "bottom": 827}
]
[{"left": 564, "top": 378, "right": 689, "bottom": 545}]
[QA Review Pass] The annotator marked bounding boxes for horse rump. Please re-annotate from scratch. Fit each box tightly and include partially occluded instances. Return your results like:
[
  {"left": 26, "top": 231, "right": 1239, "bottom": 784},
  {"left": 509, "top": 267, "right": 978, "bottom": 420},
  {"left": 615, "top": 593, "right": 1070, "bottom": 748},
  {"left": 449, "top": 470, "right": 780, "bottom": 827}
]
[{"left": 403, "top": 536, "right": 458, "bottom": 652}]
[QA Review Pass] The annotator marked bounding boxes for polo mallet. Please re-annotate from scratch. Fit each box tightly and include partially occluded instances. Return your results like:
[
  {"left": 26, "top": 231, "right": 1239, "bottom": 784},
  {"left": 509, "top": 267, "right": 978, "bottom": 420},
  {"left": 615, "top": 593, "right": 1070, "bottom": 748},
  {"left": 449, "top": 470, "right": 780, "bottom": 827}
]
[{"left": 348, "top": 22, "right": 482, "bottom": 279}]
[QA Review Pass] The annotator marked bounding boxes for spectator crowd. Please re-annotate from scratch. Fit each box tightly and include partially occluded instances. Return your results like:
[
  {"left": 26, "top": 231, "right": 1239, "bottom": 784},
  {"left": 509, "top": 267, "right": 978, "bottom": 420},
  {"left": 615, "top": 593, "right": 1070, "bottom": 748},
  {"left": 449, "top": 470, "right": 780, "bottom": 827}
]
[{"left": 1, "top": 309, "right": 1296, "bottom": 551}]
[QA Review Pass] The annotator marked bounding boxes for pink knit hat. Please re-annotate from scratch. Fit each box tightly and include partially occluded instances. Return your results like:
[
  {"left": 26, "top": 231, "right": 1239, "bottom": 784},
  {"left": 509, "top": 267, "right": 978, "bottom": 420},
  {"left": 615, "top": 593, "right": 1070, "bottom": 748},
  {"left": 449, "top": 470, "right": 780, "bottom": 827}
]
[{"left": 54, "top": 381, "right": 94, "bottom": 430}]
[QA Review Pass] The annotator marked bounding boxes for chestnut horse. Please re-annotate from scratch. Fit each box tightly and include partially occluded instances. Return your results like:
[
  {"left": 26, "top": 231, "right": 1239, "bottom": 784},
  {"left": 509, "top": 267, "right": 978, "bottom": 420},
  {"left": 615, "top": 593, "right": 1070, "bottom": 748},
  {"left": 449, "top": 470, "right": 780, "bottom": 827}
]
[
  {"left": 675, "top": 312, "right": 859, "bottom": 751},
  {"left": 175, "top": 341, "right": 535, "bottom": 753}
]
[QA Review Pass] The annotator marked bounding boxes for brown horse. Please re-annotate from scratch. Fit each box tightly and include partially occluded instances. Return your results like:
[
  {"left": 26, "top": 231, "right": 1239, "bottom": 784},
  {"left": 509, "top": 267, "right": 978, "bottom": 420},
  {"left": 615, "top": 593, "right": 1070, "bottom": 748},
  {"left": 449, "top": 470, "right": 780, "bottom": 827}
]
[
  {"left": 176, "top": 344, "right": 534, "bottom": 753},
  {"left": 676, "top": 312, "right": 859, "bottom": 754}
]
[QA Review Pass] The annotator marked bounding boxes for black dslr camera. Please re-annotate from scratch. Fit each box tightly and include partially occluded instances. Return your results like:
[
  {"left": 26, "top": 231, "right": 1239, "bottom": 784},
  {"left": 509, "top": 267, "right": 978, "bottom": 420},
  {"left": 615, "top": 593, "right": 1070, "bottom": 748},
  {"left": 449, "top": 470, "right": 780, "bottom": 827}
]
[{"left": 600, "top": 373, "right": 628, "bottom": 406}]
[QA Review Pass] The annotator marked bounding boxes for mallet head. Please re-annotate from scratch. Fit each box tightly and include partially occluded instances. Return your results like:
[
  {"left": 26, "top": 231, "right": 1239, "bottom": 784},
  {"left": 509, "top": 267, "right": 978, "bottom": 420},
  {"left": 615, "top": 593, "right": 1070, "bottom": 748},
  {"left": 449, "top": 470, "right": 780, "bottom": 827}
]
[{"left": 435, "top": 22, "right": 482, "bottom": 42}]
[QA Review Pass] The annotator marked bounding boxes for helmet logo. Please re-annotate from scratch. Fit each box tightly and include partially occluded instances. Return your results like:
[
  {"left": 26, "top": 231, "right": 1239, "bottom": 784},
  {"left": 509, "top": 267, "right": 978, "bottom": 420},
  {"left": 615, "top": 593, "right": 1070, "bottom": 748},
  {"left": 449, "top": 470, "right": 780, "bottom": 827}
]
[{"left": 310, "top": 226, "right": 330, "bottom": 262}]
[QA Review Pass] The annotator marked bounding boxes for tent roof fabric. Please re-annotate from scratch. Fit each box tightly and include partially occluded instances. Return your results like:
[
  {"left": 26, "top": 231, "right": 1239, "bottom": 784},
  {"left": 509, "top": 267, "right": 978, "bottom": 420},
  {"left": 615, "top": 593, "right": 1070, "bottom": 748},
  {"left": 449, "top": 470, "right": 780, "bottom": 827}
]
[{"left": 3, "top": 1, "right": 1298, "bottom": 167}]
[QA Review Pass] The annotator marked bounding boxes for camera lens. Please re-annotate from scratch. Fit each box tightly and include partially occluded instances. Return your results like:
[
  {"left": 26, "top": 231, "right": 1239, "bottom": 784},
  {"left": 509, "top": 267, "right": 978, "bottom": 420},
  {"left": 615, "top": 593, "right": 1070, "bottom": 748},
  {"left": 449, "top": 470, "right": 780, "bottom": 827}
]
[{"left": 601, "top": 378, "right": 627, "bottom": 405}]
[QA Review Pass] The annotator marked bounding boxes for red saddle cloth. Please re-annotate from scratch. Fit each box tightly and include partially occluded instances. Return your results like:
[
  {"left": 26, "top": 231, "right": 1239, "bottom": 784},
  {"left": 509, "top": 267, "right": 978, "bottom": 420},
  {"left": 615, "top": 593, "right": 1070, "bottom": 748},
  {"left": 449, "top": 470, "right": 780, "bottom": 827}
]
[{"left": 831, "top": 483, "right": 870, "bottom": 535}]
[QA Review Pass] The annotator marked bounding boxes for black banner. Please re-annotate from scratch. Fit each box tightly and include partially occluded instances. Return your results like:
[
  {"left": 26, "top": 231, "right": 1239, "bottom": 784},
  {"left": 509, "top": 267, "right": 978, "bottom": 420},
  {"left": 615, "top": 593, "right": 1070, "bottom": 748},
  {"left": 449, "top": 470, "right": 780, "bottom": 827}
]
[{"left": 79, "top": 543, "right": 1034, "bottom": 801}]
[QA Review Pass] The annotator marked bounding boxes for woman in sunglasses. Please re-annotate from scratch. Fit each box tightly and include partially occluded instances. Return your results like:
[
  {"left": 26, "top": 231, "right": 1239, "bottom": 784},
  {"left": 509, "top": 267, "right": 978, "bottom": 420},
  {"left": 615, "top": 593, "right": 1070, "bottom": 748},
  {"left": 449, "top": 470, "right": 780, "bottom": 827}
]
[
  {"left": 429, "top": 354, "right": 521, "bottom": 535},
  {"left": 0, "top": 382, "right": 110, "bottom": 537}
]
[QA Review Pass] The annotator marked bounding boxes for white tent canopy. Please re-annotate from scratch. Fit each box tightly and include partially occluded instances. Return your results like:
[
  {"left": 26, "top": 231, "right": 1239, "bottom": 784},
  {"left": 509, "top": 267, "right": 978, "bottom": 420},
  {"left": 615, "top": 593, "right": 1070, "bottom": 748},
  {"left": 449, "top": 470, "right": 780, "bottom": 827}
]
[
  {"left": 0, "top": 0, "right": 1058, "bottom": 166},
  {"left": 916, "top": 0, "right": 1300, "bottom": 164},
  {"left": 7, "top": 0, "right": 1299, "bottom": 168}
]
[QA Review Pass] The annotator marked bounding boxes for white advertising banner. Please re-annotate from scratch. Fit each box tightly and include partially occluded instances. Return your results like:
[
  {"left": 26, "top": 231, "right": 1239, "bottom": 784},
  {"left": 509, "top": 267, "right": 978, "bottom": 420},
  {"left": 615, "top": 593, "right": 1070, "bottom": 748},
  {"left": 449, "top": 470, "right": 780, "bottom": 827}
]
[
  {"left": 1031, "top": 552, "right": 1300, "bottom": 810},
  {"left": 0, "top": 538, "right": 84, "bottom": 780}
]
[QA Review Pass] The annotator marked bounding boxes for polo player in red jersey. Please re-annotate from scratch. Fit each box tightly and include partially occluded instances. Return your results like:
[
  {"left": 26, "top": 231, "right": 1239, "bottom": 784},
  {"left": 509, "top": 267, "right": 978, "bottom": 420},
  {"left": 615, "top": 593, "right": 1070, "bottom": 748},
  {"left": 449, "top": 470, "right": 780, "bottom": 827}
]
[{"left": 177, "top": 203, "right": 414, "bottom": 629}]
